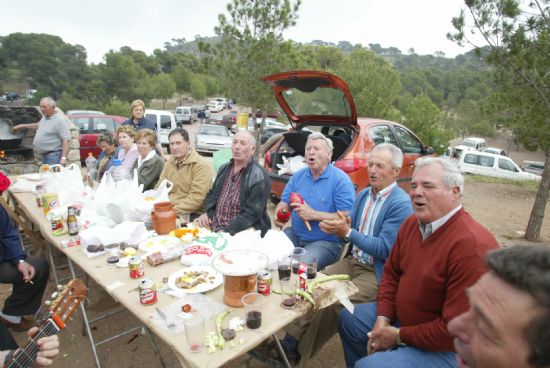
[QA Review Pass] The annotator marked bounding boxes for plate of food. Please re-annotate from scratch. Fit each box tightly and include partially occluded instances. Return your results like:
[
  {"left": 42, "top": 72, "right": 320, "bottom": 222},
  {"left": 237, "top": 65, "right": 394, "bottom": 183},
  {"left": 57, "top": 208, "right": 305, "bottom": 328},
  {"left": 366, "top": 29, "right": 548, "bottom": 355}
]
[
  {"left": 167, "top": 266, "right": 223, "bottom": 294},
  {"left": 138, "top": 235, "right": 182, "bottom": 254},
  {"left": 211, "top": 249, "right": 268, "bottom": 276}
]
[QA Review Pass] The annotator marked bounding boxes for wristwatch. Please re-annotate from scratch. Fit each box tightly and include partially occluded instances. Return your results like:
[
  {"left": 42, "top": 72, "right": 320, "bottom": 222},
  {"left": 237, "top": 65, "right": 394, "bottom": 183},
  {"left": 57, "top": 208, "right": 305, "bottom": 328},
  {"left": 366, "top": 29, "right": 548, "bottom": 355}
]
[
  {"left": 17, "top": 259, "right": 26, "bottom": 265},
  {"left": 344, "top": 228, "right": 352, "bottom": 242},
  {"left": 396, "top": 328, "right": 406, "bottom": 347}
]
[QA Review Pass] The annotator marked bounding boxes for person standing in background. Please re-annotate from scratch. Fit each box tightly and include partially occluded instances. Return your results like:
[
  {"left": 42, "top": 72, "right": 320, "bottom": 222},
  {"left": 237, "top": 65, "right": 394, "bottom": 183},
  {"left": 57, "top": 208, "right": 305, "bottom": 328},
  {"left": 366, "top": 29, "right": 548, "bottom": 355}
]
[
  {"left": 12, "top": 97, "right": 70, "bottom": 166},
  {"left": 122, "top": 99, "right": 167, "bottom": 161}
]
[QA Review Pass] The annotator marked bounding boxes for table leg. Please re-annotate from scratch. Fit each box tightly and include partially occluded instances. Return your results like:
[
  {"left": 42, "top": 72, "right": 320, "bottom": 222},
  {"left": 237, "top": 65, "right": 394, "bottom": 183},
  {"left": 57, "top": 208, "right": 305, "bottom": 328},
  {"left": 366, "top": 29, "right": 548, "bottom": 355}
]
[
  {"left": 144, "top": 326, "right": 168, "bottom": 368},
  {"left": 272, "top": 335, "right": 292, "bottom": 368}
]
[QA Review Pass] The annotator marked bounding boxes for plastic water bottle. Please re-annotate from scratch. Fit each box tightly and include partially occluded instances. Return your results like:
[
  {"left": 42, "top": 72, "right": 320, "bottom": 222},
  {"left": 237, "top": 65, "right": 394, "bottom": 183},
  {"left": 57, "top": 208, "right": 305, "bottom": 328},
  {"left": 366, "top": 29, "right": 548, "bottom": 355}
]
[
  {"left": 108, "top": 159, "right": 131, "bottom": 182},
  {"left": 85, "top": 152, "right": 98, "bottom": 184}
]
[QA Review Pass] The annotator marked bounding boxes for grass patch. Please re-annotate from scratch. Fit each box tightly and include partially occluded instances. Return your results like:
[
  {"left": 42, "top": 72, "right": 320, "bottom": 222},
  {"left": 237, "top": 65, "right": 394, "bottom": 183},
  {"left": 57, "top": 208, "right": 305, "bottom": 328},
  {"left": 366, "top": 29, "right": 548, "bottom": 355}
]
[{"left": 464, "top": 174, "right": 540, "bottom": 189}]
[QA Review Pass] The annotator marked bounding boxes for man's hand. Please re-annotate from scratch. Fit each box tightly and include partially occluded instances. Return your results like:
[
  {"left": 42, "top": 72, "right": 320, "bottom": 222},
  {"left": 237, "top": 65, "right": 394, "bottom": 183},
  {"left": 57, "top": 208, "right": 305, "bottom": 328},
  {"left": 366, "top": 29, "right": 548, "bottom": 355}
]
[
  {"left": 59, "top": 157, "right": 67, "bottom": 166},
  {"left": 290, "top": 201, "right": 317, "bottom": 221},
  {"left": 17, "top": 260, "right": 35, "bottom": 283},
  {"left": 28, "top": 327, "right": 60, "bottom": 367},
  {"left": 320, "top": 210, "right": 350, "bottom": 237},
  {"left": 367, "top": 317, "right": 390, "bottom": 355},
  {"left": 195, "top": 213, "right": 211, "bottom": 229},
  {"left": 273, "top": 202, "right": 289, "bottom": 229},
  {"left": 368, "top": 325, "right": 399, "bottom": 354}
]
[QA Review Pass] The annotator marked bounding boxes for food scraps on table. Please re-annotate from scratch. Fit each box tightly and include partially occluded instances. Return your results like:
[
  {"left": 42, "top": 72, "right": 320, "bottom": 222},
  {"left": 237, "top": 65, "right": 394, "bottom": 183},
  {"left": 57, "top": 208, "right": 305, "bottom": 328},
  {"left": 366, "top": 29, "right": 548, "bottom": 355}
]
[
  {"left": 181, "top": 303, "right": 192, "bottom": 313},
  {"left": 175, "top": 270, "right": 216, "bottom": 290},
  {"left": 169, "top": 227, "right": 199, "bottom": 239}
]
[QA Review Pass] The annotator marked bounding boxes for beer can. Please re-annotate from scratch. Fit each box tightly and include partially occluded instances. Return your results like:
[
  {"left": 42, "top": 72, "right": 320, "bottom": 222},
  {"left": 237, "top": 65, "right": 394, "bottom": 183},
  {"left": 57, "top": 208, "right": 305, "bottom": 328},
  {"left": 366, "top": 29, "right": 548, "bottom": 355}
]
[
  {"left": 138, "top": 278, "right": 157, "bottom": 305},
  {"left": 42, "top": 193, "right": 59, "bottom": 215},
  {"left": 257, "top": 270, "right": 272, "bottom": 295},
  {"left": 129, "top": 256, "right": 144, "bottom": 279},
  {"left": 297, "top": 263, "right": 308, "bottom": 300}
]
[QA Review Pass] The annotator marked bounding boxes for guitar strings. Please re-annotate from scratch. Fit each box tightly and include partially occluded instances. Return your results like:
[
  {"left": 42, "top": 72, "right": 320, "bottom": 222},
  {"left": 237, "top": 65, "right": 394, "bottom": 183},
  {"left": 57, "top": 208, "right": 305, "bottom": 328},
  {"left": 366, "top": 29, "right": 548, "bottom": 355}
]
[{"left": 7, "top": 320, "right": 59, "bottom": 368}]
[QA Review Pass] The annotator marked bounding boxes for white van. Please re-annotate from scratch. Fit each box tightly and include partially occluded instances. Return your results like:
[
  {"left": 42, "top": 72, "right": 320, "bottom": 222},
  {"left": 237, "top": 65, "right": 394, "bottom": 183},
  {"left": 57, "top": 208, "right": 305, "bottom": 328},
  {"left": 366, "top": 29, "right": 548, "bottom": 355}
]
[
  {"left": 175, "top": 106, "right": 196, "bottom": 125},
  {"left": 145, "top": 109, "right": 177, "bottom": 148},
  {"left": 458, "top": 151, "right": 540, "bottom": 181},
  {"left": 453, "top": 137, "right": 486, "bottom": 158}
]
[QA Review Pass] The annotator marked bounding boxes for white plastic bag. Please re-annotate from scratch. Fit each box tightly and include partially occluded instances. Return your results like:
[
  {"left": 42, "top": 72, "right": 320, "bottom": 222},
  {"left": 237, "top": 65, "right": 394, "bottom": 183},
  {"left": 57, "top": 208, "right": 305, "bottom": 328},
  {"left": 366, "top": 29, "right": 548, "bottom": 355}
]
[{"left": 130, "top": 179, "right": 174, "bottom": 222}]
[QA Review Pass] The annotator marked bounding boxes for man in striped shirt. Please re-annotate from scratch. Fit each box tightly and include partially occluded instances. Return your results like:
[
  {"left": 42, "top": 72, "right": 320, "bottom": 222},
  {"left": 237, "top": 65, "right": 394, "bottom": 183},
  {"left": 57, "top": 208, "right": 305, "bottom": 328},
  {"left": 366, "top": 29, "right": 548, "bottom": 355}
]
[{"left": 279, "top": 143, "right": 413, "bottom": 362}]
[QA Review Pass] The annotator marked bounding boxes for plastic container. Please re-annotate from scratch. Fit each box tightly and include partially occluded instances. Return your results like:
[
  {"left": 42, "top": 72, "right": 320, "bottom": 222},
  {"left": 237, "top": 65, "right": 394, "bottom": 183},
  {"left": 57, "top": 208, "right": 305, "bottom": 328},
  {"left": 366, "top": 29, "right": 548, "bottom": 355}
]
[
  {"left": 107, "top": 159, "right": 131, "bottom": 182},
  {"left": 85, "top": 153, "right": 98, "bottom": 183}
]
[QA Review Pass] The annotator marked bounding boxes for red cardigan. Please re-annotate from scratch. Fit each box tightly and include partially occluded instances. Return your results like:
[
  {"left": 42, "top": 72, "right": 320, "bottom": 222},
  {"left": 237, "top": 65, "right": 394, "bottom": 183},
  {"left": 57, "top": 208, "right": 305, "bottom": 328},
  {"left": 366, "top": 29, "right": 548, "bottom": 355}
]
[{"left": 377, "top": 208, "right": 499, "bottom": 351}]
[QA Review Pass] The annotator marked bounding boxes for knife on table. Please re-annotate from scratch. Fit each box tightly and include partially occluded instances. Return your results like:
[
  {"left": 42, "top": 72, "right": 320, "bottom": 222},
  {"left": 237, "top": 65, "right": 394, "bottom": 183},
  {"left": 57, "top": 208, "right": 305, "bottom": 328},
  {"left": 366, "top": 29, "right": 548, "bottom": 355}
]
[{"left": 155, "top": 307, "right": 175, "bottom": 329}]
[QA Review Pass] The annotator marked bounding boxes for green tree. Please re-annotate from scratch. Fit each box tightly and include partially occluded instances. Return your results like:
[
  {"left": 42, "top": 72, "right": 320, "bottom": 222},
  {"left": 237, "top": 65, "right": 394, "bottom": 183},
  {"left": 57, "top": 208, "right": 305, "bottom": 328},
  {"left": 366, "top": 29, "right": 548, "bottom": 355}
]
[
  {"left": 148, "top": 73, "right": 176, "bottom": 109},
  {"left": 190, "top": 75, "right": 207, "bottom": 101},
  {"left": 402, "top": 94, "right": 453, "bottom": 154},
  {"left": 172, "top": 64, "right": 193, "bottom": 95},
  {"left": 449, "top": 0, "right": 550, "bottom": 241},
  {"left": 202, "top": 0, "right": 302, "bottom": 156},
  {"left": 100, "top": 51, "right": 148, "bottom": 102},
  {"left": 335, "top": 48, "right": 401, "bottom": 120}
]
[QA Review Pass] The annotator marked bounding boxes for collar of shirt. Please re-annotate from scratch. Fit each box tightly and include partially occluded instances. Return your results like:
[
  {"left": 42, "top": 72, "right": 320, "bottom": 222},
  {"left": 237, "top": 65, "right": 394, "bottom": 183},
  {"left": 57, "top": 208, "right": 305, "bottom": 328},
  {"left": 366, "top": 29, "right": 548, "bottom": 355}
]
[
  {"left": 137, "top": 150, "right": 156, "bottom": 168},
  {"left": 370, "top": 181, "right": 397, "bottom": 200},
  {"left": 175, "top": 148, "right": 192, "bottom": 169},
  {"left": 419, "top": 205, "right": 463, "bottom": 240},
  {"left": 306, "top": 163, "right": 332, "bottom": 181}
]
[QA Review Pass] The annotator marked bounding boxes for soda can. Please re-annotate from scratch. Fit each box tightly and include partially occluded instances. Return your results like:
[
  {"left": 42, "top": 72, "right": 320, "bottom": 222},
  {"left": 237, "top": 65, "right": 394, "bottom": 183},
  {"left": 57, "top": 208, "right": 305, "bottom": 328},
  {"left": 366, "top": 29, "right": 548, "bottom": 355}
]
[
  {"left": 257, "top": 270, "right": 272, "bottom": 295},
  {"left": 35, "top": 185, "right": 44, "bottom": 208},
  {"left": 138, "top": 278, "right": 157, "bottom": 305},
  {"left": 129, "top": 256, "right": 145, "bottom": 279}
]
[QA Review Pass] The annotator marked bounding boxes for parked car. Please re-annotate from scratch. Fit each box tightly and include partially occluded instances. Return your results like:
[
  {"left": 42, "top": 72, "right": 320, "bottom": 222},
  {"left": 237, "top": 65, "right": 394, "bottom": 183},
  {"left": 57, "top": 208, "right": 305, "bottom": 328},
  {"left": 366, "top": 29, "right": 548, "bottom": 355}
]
[
  {"left": 194, "top": 124, "right": 232, "bottom": 154},
  {"left": 522, "top": 160, "right": 544, "bottom": 176},
  {"left": 458, "top": 151, "right": 541, "bottom": 181},
  {"left": 67, "top": 109, "right": 105, "bottom": 115},
  {"left": 260, "top": 70, "right": 433, "bottom": 203},
  {"left": 207, "top": 100, "right": 224, "bottom": 113},
  {"left": 175, "top": 106, "right": 196, "bottom": 125},
  {"left": 214, "top": 97, "right": 229, "bottom": 109},
  {"left": 67, "top": 114, "right": 126, "bottom": 160},
  {"left": 1, "top": 92, "right": 20, "bottom": 101},
  {"left": 230, "top": 117, "right": 288, "bottom": 134},
  {"left": 145, "top": 109, "right": 177, "bottom": 149},
  {"left": 482, "top": 147, "right": 506, "bottom": 156},
  {"left": 453, "top": 137, "right": 486, "bottom": 158},
  {"left": 191, "top": 104, "right": 211, "bottom": 120}
]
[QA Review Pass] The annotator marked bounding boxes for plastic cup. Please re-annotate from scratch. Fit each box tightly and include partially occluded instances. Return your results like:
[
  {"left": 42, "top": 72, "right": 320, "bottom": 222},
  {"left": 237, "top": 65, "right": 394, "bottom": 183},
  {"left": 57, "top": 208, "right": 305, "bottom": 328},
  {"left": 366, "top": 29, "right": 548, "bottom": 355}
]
[
  {"left": 290, "top": 248, "right": 306, "bottom": 275},
  {"left": 242, "top": 293, "right": 264, "bottom": 329},
  {"left": 184, "top": 313, "right": 205, "bottom": 353},
  {"left": 305, "top": 255, "right": 318, "bottom": 279},
  {"left": 277, "top": 257, "right": 292, "bottom": 281},
  {"left": 280, "top": 277, "right": 297, "bottom": 309}
]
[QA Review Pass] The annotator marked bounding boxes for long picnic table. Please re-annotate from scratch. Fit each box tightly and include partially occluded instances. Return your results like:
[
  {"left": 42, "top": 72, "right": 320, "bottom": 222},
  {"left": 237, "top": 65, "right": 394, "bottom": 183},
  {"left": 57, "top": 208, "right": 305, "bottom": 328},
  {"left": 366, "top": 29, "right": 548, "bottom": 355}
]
[{"left": 7, "top": 189, "right": 357, "bottom": 368}]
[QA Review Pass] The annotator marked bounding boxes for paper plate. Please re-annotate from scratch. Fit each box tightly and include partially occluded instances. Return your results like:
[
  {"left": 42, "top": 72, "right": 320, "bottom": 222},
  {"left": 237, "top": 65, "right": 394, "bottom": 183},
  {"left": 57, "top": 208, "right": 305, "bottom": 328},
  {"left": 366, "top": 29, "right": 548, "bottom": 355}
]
[
  {"left": 211, "top": 249, "right": 268, "bottom": 276},
  {"left": 138, "top": 235, "right": 182, "bottom": 254},
  {"left": 167, "top": 265, "right": 223, "bottom": 294}
]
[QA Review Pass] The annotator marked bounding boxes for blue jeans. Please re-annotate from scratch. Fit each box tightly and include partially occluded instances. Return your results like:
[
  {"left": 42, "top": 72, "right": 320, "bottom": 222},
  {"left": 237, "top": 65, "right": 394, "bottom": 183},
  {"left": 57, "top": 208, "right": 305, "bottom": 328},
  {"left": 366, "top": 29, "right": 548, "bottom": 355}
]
[
  {"left": 41, "top": 150, "right": 62, "bottom": 165},
  {"left": 338, "top": 303, "right": 457, "bottom": 368},
  {"left": 283, "top": 227, "right": 343, "bottom": 270}
]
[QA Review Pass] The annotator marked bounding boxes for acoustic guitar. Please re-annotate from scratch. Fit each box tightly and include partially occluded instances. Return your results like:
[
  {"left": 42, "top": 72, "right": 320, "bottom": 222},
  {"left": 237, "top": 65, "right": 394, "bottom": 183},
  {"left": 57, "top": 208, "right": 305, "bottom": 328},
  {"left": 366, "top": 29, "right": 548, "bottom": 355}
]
[{"left": 4, "top": 278, "right": 86, "bottom": 368}]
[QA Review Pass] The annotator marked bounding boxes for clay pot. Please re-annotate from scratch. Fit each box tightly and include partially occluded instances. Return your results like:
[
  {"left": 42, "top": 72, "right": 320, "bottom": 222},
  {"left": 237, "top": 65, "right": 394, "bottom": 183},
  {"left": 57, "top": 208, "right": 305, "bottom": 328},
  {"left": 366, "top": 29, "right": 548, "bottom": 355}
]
[
  {"left": 151, "top": 202, "right": 176, "bottom": 235},
  {"left": 223, "top": 274, "right": 257, "bottom": 307}
]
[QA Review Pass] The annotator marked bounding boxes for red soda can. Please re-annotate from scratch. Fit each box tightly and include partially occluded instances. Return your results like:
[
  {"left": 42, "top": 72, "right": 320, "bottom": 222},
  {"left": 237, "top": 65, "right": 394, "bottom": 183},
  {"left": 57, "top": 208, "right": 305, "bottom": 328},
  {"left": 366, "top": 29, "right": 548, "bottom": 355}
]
[
  {"left": 138, "top": 278, "right": 157, "bottom": 305},
  {"left": 297, "top": 263, "right": 308, "bottom": 300},
  {"left": 129, "top": 256, "right": 144, "bottom": 279},
  {"left": 257, "top": 270, "right": 272, "bottom": 295}
]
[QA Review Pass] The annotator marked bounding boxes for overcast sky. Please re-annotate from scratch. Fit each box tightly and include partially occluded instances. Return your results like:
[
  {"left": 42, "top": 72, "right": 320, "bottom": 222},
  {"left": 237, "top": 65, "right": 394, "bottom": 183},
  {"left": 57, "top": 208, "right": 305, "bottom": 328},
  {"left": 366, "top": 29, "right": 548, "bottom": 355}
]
[{"left": 0, "top": 0, "right": 473, "bottom": 64}]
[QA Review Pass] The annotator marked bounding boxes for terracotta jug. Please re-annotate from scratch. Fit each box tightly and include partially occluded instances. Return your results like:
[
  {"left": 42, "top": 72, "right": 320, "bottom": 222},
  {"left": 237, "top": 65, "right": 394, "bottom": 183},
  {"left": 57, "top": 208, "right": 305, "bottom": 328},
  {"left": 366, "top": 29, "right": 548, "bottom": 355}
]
[
  {"left": 223, "top": 274, "right": 257, "bottom": 307},
  {"left": 151, "top": 202, "right": 176, "bottom": 235}
]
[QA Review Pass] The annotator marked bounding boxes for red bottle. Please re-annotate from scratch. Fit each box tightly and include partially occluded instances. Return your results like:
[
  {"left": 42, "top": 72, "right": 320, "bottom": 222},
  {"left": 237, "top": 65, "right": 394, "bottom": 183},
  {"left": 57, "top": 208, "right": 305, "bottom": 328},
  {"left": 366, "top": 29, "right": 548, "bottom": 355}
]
[{"left": 289, "top": 192, "right": 311, "bottom": 230}]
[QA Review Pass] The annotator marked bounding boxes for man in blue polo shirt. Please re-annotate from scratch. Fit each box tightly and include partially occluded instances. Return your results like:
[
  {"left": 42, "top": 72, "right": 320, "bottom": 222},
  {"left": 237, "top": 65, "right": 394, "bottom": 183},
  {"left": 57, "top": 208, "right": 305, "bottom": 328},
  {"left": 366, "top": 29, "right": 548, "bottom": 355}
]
[{"left": 274, "top": 132, "right": 355, "bottom": 270}]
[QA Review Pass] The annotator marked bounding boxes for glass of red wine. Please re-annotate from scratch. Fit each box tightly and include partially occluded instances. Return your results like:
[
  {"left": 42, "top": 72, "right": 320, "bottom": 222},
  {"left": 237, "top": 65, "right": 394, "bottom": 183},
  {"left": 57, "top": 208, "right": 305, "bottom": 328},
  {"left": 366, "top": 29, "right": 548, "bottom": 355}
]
[
  {"left": 280, "top": 277, "right": 297, "bottom": 309},
  {"left": 277, "top": 257, "right": 292, "bottom": 281},
  {"left": 242, "top": 293, "right": 264, "bottom": 329},
  {"left": 305, "top": 255, "right": 318, "bottom": 279}
]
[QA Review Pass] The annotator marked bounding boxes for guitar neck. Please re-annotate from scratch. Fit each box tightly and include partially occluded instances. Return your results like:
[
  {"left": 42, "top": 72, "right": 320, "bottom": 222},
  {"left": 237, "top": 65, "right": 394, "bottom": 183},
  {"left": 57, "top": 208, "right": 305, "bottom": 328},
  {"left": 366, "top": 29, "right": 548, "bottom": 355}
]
[{"left": 6, "top": 319, "right": 60, "bottom": 368}]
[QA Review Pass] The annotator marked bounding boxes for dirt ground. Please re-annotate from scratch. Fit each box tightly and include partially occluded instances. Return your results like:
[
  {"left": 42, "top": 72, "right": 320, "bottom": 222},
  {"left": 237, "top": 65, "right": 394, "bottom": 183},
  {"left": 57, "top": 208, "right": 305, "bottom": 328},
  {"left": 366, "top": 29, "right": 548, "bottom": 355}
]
[{"left": 2, "top": 125, "right": 549, "bottom": 368}]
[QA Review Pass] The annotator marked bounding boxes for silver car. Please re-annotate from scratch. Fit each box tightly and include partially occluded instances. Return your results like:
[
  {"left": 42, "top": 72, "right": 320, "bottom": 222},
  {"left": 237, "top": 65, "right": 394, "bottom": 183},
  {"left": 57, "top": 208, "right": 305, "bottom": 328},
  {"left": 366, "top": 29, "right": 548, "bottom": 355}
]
[{"left": 195, "top": 124, "right": 232, "bottom": 154}]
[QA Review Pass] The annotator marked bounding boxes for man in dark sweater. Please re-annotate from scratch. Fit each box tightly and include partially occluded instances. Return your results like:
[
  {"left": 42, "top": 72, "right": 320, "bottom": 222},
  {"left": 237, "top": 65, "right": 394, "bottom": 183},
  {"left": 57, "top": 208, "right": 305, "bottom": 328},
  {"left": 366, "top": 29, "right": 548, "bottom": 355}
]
[
  {"left": 338, "top": 157, "right": 499, "bottom": 368},
  {"left": 196, "top": 130, "right": 271, "bottom": 236}
]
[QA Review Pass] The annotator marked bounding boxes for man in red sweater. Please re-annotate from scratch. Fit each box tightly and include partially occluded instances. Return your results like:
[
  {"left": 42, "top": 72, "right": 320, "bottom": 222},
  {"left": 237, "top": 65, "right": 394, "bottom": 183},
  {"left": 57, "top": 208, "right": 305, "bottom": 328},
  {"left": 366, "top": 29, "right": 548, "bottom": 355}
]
[{"left": 338, "top": 157, "right": 499, "bottom": 368}]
